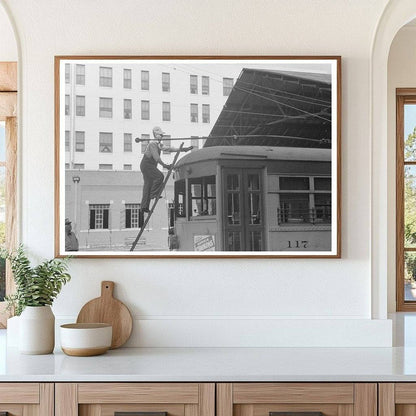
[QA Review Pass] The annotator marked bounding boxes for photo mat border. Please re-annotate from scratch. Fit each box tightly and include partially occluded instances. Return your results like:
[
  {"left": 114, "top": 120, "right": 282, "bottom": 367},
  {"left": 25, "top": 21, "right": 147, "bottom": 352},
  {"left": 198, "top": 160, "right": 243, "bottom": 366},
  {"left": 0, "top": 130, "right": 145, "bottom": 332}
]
[{"left": 54, "top": 55, "right": 342, "bottom": 258}]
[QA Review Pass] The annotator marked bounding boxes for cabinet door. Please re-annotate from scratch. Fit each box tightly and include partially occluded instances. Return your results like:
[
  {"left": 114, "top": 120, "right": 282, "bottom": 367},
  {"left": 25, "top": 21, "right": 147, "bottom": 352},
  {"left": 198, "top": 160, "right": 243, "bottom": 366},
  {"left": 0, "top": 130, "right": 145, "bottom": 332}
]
[
  {"left": 56, "top": 383, "right": 215, "bottom": 416},
  {"left": 379, "top": 383, "right": 416, "bottom": 416},
  {"left": 217, "top": 383, "right": 377, "bottom": 416},
  {"left": 0, "top": 383, "right": 53, "bottom": 416}
]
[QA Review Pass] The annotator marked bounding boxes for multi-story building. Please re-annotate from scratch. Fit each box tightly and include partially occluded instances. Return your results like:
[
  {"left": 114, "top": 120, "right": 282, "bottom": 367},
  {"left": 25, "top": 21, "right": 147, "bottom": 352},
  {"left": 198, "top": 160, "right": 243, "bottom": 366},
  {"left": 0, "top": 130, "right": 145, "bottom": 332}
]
[
  {"left": 63, "top": 61, "right": 239, "bottom": 251},
  {"left": 64, "top": 62, "right": 239, "bottom": 171}
]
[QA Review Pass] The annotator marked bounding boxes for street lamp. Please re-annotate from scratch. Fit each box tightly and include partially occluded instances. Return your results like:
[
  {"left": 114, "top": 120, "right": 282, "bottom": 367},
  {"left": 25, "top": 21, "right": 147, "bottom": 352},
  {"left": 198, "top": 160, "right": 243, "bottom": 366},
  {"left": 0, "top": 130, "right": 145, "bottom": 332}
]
[{"left": 72, "top": 176, "right": 80, "bottom": 235}]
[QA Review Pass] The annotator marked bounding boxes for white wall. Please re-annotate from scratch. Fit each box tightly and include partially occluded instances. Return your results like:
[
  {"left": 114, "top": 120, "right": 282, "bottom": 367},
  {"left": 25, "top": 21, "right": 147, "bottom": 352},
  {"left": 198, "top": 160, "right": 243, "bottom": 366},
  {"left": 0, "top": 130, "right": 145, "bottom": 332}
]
[
  {"left": 0, "top": 3, "right": 16, "bottom": 62},
  {"left": 0, "top": 0, "right": 394, "bottom": 346},
  {"left": 387, "top": 25, "right": 416, "bottom": 312}
]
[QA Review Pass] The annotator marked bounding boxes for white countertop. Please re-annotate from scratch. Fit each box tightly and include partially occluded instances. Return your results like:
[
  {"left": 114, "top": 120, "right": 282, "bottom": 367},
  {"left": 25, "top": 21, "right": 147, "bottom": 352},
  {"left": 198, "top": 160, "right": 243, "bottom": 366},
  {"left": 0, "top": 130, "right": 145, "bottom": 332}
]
[{"left": 2, "top": 328, "right": 416, "bottom": 382}]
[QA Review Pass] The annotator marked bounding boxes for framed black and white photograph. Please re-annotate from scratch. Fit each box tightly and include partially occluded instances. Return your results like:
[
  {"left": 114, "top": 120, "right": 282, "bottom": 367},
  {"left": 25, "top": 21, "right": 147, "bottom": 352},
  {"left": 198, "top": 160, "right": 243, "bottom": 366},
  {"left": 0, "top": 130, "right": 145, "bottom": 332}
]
[{"left": 55, "top": 56, "right": 341, "bottom": 258}]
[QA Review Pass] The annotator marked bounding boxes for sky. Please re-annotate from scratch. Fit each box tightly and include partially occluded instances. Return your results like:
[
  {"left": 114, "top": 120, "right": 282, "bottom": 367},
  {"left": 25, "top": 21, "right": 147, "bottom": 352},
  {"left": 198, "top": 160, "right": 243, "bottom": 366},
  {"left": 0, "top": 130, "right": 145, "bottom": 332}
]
[{"left": 405, "top": 104, "right": 416, "bottom": 138}]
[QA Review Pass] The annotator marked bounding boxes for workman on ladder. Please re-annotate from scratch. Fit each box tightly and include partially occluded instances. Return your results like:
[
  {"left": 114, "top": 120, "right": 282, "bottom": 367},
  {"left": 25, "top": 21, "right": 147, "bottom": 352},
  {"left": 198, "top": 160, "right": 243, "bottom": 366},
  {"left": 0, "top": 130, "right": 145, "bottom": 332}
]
[{"left": 138, "top": 126, "right": 192, "bottom": 213}]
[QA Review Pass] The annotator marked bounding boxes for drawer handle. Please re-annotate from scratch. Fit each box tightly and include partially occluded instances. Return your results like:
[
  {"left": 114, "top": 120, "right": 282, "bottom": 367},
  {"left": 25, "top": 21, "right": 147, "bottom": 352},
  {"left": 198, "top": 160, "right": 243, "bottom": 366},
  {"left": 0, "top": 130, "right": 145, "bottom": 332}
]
[
  {"left": 270, "top": 413, "right": 324, "bottom": 416},
  {"left": 115, "top": 412, "right": 168, "bottom": 416}
]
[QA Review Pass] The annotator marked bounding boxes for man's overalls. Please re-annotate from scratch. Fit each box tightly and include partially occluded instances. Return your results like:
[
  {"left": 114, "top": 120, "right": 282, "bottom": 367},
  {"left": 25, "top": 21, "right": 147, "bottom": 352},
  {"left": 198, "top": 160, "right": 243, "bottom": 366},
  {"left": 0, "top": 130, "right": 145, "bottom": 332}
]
[{"left": 140, "top": 141, "right": 164, "bottom": 211}]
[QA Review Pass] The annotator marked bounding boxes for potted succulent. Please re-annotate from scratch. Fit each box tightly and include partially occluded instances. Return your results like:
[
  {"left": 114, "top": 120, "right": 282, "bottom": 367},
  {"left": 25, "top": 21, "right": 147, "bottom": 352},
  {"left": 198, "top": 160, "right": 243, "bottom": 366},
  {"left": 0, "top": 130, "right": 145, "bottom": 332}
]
[{"left": 2, "top": 245, "right": 71, "bottom": 354}]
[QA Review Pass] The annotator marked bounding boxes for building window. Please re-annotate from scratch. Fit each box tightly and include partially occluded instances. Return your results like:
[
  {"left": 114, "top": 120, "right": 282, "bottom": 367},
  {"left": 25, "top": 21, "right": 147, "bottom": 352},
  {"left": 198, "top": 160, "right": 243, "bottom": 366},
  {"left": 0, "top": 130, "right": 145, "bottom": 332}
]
[
  {"left": 65, "top": 95, "right": 70, "bottom": 115},
  {"left": 65, "top": 163, "right": 70, "bottom": 169},
  {"left": 76, "top": 95, "right": 85, "bottom": 116},
  {"left": 162, "top": 102, "right": 171, "bottom": 121},
  {"left": 202, "top": 104, "right": 210, "bottom": 123},
  {"left": 223, "top": 77, "right": 233, "bottom": 96},
  {"left": 162, "top": 72, "right": 170, "bottom": 92},
  {"left": 124, "top": 99, "right": 132, "bottom": 119},
  {"left": 65, "top": 63, "right": 70, "bottom": 83},
  {"left": 75, "top": 131, "right": 85, "bottom": 152},
  {"left": 189, "top": 176, "right": 216, "bottom": 217},
  {"left": 99, "top": 164, "right": 113, "bottom": 170},
  {"left": 141, "top": 100, "right": 150, "bottom": 120},
  {"left": 202, "top": 76, "right": 209, "bottom": 95},
  {"left": 99, "top": 132, "right": 113, "bottom": 153},
  {"left": 191, "top": 136, "right": 199, "bottom": 151},
  {"left": 76, "top": 64, "right": 85, "bottom": 85},
  {"left": 73, "top": 163, "right": 85, "bottom": 170},
  {"left": 89, "top": 204, "right": 109, "bottom": 229},
  {"left": 162, "top": 135, "right": 171, "bottom": 154},
  {"left": 125, "top": 203, "right": 140, "bottom": 228},
  {"left": 277, "top": 176, "right": 331, "bottom": 225},
  {"left": 396, "top": 90, "right": 416, "bottom": 310},
  {"left": 123, "top": 164, "right": 132, "bottom": 170},
  {"left": 141, "top": 134, "right": 150, "bottom": 153},
  {"left": 190, "top": 75, "right": 198, "bottom": 94},
  {"left": 190, "top": 103, "right": 198, "bottom": 122},
  {"left": 124, "top": 133, "right": 132, "bottom": 152},
  {"left": 99, "top": 66, "right": 112, "bottom": 87},
  {"left": 99, "top": 97, "right": 112, "bottom": 118},
  {"left": 65, "top": 130, "right": 70, "bottom": 152},
  {"left": 123, "top": 69, "right": 132, "bottom": 89},
  {"left": 141, "top": 70, "right": 149, "bottom": 90}
]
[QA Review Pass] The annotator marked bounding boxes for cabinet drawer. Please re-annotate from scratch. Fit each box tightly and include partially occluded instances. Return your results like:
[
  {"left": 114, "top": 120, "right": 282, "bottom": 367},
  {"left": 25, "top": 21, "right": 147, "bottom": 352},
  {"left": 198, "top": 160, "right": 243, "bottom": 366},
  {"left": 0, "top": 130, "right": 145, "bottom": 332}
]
[
  {"left": 217, "top": 383, "right": 376, "bottom": 416},
  {"left": 56, "top": 383, "right": 215, "bottom": 416},
  {"left": 0, "top": 383, "right": 53, "bottom": 416}
]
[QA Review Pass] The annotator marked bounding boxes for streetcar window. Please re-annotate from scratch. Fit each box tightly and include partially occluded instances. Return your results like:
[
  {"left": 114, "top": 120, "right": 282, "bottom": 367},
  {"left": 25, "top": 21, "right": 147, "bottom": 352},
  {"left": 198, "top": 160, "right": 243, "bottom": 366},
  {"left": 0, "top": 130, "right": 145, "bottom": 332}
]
[
  {"left": 276, "top": 176, "right": 332, "bottom": 225},
  {"left": 174, "top": 180, "right": 186, "bottom": 218},
  {"left": 189, "top": 176, "right": 216, "bottom": 217},
  {"left": 314, "top": 193, "right": 331, "bottom": 223},
  {"left": 279, "top": 194, "right": 310, "bottom": 223},
  {"left": 314, "top": 177, "right": 331, "bottom": 190},
  {"left": 279, "top": 176, "right": 309, "bottom": 190}
]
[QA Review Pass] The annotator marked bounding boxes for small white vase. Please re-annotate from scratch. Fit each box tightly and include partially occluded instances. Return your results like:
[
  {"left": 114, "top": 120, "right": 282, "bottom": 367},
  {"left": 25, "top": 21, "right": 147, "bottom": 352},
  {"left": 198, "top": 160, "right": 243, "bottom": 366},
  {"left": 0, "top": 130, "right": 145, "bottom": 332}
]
[{"left": 19, "top": 306, "right": 55, "bottom": 354}]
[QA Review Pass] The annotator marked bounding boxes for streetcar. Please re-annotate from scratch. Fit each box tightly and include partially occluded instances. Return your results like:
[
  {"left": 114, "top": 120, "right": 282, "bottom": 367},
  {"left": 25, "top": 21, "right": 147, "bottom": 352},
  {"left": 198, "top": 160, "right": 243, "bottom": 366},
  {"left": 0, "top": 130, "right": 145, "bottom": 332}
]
[{"left": 169, "top": 145, "right": 332, "bottom": 252}]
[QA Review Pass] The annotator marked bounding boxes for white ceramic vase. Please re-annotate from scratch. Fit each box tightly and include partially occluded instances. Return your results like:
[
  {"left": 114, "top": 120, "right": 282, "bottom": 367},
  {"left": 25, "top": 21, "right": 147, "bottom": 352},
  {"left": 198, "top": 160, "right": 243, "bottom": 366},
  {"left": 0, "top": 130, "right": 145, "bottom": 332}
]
[{"left": 19, "top": 306, "right": 55, "bottom": 354}]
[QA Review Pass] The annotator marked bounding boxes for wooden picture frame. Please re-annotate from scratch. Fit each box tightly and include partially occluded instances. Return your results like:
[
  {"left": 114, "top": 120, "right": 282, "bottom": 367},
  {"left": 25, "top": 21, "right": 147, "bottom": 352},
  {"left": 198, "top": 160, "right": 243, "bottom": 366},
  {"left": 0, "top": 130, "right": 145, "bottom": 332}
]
[{"left": 55, "top": 56, "right": 341, "bottom": 258}]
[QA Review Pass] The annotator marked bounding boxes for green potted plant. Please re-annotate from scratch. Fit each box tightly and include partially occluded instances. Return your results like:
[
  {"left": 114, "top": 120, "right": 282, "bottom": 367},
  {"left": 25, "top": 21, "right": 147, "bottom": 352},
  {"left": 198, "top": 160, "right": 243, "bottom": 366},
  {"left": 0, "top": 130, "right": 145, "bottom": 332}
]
[{"left": 1, "top": 245, "right": 71, "bottom": 354}]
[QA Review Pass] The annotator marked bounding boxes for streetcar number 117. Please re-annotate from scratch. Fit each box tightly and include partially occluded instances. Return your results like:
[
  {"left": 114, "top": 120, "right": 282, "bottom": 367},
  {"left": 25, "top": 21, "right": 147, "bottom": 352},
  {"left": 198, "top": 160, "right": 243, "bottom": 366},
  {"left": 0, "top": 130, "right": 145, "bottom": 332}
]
[{"left": 288, "top": 240, "right": 308, "bottom": 249}]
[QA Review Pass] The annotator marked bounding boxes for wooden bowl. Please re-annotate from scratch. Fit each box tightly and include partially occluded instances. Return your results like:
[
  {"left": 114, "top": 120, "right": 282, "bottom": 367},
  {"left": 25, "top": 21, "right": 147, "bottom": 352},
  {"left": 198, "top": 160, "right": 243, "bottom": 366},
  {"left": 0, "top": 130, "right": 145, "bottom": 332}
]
[{"left": 60, "top": 323, "right": 112, "bottom": 356}]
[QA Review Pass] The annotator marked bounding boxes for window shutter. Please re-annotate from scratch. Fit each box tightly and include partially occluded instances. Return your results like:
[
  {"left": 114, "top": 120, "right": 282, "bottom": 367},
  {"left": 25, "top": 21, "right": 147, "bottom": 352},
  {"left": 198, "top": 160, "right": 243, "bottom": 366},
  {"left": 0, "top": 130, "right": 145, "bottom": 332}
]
[
  {"left": 125, "top": 209, "right": 131, "bottom": 229},
  {"left": 89, "top": 209, "right": 95, "bottom": 229},
  {"left": 103, "top": 209, "right": 109, "bottom": 229}
]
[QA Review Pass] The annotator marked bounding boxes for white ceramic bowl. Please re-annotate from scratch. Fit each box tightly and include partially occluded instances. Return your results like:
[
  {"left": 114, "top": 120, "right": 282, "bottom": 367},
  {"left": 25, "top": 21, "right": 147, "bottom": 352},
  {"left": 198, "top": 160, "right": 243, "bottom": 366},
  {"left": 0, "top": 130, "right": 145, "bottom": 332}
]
[{"left": 60, "top": 323, "right": 112, "bottom": 356}]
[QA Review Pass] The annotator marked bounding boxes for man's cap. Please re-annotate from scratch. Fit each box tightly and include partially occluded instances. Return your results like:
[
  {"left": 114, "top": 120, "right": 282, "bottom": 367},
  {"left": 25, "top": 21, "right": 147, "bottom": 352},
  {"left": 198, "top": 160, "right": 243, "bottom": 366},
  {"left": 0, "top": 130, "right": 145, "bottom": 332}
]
[
  {"left": 65, "top": 218, "right": 71, "bottom": 225},
  {"left": 152, "top": 126, "right": 165, "bottom": 136}
]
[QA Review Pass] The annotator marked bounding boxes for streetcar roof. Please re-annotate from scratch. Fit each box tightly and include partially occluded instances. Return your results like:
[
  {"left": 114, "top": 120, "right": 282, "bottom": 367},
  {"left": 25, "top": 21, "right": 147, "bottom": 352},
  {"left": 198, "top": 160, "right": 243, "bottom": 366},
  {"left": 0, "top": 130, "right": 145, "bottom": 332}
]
[
  {"left": 206, "top": 67, "right": 333, "bottom": 149},
  {"left": 176, "top": 146, "right": 331, "bottom": 167}
]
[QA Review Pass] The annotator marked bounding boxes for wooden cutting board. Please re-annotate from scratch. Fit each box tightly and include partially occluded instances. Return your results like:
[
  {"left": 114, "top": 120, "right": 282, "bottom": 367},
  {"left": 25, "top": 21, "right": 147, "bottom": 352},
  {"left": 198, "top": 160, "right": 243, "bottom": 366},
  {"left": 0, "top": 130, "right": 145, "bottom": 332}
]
[{"left": 76, "top": 281, "right": 133, "bottom": 349}]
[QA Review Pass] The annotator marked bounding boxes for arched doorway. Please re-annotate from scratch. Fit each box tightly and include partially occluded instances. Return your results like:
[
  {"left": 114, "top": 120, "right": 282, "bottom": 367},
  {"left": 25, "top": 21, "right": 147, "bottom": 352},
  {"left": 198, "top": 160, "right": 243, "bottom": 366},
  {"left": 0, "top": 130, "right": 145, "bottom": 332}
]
[{"left": 371, "top": 1, "right": 416, "bottom": 319}]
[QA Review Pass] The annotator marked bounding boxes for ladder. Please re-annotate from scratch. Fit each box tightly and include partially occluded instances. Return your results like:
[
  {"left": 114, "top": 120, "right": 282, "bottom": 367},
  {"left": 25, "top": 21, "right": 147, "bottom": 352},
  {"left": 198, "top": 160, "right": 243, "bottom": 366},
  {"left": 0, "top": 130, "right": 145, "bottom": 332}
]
[{"left": 130, "top": 143, "right": 184, "bottom": 252}]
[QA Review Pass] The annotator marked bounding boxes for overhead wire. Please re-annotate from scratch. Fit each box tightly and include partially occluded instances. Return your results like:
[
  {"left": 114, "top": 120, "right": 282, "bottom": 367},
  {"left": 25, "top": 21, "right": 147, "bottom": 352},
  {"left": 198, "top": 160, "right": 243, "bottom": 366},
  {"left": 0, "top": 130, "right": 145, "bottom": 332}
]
[
  {"left": 234, "top": 85, "right": 331, "bottom": 123},
  {"left": 237, "top": 79, "right": 331, "bottom": 106},
  {"left": 169, "top": 63, "right": 332, "bottom": 122}
]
